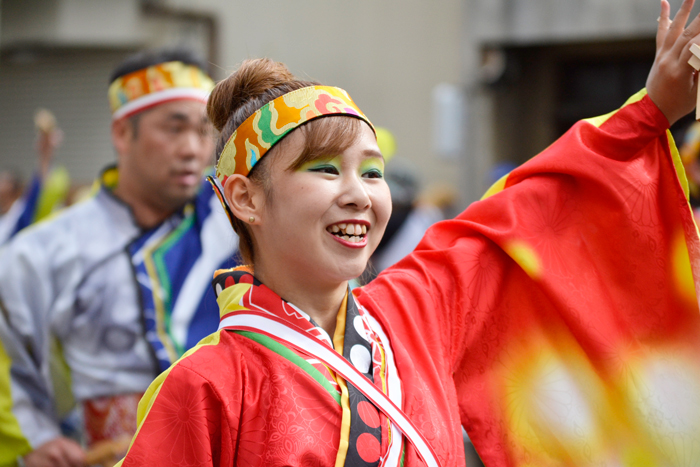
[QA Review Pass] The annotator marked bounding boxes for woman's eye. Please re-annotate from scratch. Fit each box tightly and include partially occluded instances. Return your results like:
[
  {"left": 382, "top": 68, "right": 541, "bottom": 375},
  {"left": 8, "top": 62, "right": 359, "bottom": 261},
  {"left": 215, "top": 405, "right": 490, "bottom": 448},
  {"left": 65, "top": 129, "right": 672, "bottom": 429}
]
[
  {"left": 309, "top": 165, "right": 340, "bottom": 175},
  {"left": 362, "top": 169, "right": 384, "bottom": 179}
]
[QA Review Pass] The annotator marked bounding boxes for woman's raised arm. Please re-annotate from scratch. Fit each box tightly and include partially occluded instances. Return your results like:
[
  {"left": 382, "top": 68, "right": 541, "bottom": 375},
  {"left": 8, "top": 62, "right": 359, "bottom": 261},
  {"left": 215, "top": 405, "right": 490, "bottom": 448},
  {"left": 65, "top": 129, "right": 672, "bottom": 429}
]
[{"left": 358, "top": 2, "right": 700, "bottom": 465}]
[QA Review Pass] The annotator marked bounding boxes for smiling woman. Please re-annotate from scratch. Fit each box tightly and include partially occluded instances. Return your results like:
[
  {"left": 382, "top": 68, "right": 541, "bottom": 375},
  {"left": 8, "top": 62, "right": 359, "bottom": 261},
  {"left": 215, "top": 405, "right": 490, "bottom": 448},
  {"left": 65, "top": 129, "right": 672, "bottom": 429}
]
[
  {"left": 239, "top": 126, "right": 390, "bottom": 303},
  {"left": 119, "top": 2, "right": 700, "bottom": 464}
]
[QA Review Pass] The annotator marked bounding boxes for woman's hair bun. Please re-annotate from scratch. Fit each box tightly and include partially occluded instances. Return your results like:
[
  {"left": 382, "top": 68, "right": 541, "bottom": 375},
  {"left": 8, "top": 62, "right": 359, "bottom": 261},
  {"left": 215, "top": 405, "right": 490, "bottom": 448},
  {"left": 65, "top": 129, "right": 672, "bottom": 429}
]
[{"left": 207, "top": 58, "right": 297, "bottom": 132}]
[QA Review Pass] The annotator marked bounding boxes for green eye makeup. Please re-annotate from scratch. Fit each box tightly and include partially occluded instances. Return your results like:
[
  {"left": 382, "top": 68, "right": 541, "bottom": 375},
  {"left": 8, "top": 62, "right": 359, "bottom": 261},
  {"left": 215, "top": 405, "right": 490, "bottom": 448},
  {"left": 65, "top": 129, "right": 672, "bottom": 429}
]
[
  {"left": 360, "top": 158, "right": 385, "bottom": 178},
  {"left": 297, "top": 156, "right": 342, "bottom": 173},
  {"left": 296, "top": 156, "right": 384, "bottom": 178}
]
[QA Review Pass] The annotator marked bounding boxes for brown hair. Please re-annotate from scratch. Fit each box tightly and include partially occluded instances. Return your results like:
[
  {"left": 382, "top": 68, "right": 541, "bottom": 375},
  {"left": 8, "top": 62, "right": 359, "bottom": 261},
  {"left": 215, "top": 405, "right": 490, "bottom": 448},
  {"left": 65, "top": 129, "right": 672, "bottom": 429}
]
[{"left": 207, "top": 58, "right": 364, "bottom": 264}]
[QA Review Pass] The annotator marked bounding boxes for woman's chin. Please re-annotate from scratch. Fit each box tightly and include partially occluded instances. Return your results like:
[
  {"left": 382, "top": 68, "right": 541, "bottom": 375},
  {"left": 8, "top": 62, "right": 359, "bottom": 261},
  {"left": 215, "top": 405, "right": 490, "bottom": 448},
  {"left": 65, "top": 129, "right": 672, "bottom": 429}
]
[{"left": 324, "top": 261, "right": 369, "bottom": 285}]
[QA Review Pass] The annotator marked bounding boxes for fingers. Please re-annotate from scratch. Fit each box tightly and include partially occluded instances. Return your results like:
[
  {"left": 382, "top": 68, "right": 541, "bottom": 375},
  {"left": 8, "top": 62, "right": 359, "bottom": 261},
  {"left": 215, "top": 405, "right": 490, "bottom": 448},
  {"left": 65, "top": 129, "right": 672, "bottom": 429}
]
[
  {"left": 664, "top": 0, "right": 695, "bottom": 51},
  {"left": 61, "top": 439, "right": 86, "bottom": 467},
  {"left": 659, "top": 0, "right": 700, "bottom": 64},
  {"left": 658, "top": 0, "right": 672, "bottom": 50},
  {"left": 679, "top": 13, "right": 700, "bottom": 60},
  {"left": 25, "top": 438, "right": 86, "bottom": 467},
  {"left": 684, "top": 12, "right": 700, "bottom": 39},
  {"left": 672, "top": 0, "right": 695, "bottom": 32}
]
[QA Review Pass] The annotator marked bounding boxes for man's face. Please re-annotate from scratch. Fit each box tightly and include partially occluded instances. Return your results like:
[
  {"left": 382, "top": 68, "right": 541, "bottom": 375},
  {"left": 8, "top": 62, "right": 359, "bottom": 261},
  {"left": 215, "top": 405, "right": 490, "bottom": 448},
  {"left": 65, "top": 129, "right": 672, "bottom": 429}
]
[{"left": 114, "top": 100, "right": 214, "bottom": 213}]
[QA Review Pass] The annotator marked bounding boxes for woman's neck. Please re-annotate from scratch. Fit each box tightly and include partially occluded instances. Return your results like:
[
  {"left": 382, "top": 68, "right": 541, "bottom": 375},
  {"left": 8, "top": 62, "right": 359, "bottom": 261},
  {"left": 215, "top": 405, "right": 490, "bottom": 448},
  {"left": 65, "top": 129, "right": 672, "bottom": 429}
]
[{"left": 254, "top": 264, "right": 347, "bottom": 336}]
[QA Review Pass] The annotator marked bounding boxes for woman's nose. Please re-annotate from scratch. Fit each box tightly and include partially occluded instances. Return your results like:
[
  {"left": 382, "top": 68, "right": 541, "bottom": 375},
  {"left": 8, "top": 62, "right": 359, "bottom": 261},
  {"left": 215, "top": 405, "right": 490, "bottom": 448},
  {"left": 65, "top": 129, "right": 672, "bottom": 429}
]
[{"left": 338, "top": 174, "right": 371, "bottom": 210}]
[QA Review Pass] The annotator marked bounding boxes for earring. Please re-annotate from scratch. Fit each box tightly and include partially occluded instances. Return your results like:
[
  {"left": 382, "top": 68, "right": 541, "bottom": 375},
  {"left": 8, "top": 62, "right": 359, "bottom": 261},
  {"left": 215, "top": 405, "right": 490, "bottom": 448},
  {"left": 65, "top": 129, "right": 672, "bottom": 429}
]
[{"left": 249, "top": 216, "right": 255, "bottom": 223}]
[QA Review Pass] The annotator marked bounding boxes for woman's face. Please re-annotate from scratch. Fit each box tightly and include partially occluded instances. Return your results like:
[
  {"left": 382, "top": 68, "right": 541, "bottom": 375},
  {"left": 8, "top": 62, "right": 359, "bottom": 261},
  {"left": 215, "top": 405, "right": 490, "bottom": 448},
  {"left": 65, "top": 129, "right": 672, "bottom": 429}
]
[{"left": 255, "top": 122, "right": 391, "bottom": 286}]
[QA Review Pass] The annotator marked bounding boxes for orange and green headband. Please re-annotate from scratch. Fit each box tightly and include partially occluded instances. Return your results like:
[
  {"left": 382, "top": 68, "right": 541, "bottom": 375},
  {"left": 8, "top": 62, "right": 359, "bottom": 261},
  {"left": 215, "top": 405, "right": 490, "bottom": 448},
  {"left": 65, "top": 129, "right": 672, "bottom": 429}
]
[
  {"left": 215, "top": 85, "right": 374, "bottom": 184},
  {"left": 108, "top": 61, "right": 214, "bottom": 120}
]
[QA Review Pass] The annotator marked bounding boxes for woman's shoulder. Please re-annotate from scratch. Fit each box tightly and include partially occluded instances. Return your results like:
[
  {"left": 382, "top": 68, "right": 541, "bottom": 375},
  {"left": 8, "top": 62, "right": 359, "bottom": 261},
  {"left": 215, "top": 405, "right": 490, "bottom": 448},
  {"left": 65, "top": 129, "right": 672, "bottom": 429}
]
[
  {"left": 174, "top": 329, "right": 259, "bottom": 370},
  {"left": 167, "top": 329, "right": 301, "bottom": 388},
  {"left": 355, "top": 267, "right": 434, "bottom": 315}
]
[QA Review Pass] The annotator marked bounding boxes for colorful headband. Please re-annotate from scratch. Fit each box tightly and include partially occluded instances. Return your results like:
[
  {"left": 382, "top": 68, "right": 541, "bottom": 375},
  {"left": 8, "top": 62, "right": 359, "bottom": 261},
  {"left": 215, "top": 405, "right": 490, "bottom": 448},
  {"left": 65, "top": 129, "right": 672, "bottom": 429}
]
[
  {"left": 215, "top": 85, "right": 374, "bottom": 183},
  {"left": 108, "top": 61, "right": 214, "bottom": 120}
]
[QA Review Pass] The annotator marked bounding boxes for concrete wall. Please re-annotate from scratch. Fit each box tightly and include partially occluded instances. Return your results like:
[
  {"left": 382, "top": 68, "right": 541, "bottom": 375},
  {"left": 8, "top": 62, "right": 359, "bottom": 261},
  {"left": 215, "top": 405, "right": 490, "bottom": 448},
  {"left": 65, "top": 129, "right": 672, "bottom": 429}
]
[
  {"left": 469, "top": 0, "right": 694, "bottom": 44},
  {"left": 1, "top": 0, "right": 211, "bottom": 55},
  {"left": 1, "top": 0, "right": 143, "bottom": 48}
]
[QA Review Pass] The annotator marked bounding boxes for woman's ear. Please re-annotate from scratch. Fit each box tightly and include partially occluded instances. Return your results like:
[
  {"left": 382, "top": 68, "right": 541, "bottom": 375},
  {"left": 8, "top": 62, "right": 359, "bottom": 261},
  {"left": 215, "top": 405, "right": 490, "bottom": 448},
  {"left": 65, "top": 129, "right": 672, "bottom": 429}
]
[{"left": 224, "top": 175, "right": 264, "bottom": 224}]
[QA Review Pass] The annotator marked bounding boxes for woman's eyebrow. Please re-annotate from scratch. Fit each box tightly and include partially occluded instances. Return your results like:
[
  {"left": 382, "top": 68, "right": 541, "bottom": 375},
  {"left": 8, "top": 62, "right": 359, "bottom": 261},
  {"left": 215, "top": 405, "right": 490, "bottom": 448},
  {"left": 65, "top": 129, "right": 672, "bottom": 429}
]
[{"left": 362, "top": 148, "right": 384, "bottom": 159}]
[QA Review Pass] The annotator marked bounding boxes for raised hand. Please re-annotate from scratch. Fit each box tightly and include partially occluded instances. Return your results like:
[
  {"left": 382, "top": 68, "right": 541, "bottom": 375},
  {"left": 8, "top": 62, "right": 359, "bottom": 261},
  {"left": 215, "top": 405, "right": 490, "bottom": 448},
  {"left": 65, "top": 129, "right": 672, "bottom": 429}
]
[{"left": 646, "top": 0, "right": 700, "bottom": 125}]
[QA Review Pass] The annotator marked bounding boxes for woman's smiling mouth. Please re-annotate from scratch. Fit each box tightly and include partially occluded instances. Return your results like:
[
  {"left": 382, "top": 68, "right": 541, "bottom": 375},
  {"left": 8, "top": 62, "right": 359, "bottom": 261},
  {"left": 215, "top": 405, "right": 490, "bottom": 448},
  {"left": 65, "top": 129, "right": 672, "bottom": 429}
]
[{"left": 326, "top": 221, "right": 369, "bottom": 247}]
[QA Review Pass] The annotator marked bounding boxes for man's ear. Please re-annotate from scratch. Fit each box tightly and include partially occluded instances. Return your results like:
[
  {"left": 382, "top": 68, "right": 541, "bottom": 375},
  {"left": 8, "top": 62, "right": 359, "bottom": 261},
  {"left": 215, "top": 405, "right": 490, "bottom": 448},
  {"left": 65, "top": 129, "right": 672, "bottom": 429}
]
[
  {"left": 111, "top": 118, "right": 133, "bottom": 158},
  {"left": 224, "top": 175, "right": 264, "bottom": 224}
]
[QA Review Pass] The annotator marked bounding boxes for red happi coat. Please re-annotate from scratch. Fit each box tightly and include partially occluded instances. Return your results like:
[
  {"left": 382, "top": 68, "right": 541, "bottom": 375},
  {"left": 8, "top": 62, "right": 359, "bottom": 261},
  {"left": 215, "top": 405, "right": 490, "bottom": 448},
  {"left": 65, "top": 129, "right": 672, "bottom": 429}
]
[{"left": 118, "top": 91, "right": 700, "bottom": 466}]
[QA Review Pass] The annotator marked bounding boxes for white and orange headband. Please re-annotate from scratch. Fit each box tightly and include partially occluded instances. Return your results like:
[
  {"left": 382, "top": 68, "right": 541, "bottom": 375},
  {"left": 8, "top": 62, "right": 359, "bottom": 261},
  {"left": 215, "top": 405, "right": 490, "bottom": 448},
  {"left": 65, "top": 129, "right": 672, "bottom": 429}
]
[{"left": 108, "top": 61, "right": 214, "bottom": 120}]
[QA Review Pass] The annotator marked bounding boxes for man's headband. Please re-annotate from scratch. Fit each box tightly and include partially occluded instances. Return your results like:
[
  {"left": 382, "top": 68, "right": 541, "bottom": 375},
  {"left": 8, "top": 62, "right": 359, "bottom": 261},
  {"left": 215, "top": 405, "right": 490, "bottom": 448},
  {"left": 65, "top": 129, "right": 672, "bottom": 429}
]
[
  {"left": 215, "top": 85, "right": 374, "bottom": 184},
  {"left": 108, "top": 61, "right": 214, "bottom": 120}
]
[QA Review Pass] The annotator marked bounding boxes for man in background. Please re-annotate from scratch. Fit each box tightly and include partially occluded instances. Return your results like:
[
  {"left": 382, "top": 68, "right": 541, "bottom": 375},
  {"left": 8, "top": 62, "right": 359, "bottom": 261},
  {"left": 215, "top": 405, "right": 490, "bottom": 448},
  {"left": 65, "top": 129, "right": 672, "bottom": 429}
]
[{"left": 0, "top": 49, "right": 238, "bottom": 467}]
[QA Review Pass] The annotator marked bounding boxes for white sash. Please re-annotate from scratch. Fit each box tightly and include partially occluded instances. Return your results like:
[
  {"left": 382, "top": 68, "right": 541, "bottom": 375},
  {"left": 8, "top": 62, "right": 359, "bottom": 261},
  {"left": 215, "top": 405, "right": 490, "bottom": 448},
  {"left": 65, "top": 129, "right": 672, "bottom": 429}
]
[{"left": 219, "top": 312, "right": 442, "bottom": 467}]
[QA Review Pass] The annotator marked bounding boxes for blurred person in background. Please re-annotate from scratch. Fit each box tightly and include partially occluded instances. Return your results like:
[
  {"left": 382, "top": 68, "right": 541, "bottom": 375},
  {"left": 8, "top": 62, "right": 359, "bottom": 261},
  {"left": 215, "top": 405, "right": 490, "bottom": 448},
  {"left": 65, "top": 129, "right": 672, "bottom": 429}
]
[
  {"left": 0, "top": 49, "right": 239, "bottom": 467},
  {"left": 0, "top": 109, "right": 70, "bottom": 245},
  {"left": 0, "top": 170, "right": 23, "bottom": 215},
  {"left": 679, "top": 120, "right": 700, "bottom": 220},
  {"left": 117, "top": 2, "right": 700, "bottom": 465}
]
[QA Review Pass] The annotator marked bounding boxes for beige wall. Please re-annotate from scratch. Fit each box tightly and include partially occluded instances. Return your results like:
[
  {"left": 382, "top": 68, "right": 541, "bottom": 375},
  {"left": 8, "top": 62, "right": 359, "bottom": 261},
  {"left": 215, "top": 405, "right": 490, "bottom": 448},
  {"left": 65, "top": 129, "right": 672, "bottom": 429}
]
[{"left": 201, "top": 0, "right": 467, "bottom": 206}]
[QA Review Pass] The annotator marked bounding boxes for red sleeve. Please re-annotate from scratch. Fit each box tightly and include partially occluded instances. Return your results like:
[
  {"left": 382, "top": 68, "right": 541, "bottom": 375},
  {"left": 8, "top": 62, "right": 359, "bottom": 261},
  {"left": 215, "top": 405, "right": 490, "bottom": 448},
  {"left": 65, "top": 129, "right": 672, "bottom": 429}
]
[
  {"left": 359, "top": 93, "right": 700, "bottom": 466},
  {"left": 120, "top": 364, "right": 236, "bottom": 467}
]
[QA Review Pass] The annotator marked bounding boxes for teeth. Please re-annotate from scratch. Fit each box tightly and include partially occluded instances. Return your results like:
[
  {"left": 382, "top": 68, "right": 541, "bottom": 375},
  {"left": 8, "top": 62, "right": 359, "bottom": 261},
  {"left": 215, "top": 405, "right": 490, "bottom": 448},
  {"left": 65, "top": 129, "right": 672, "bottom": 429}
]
[{"left": 328, "top": 223, "right": 368, "bottom": 238}]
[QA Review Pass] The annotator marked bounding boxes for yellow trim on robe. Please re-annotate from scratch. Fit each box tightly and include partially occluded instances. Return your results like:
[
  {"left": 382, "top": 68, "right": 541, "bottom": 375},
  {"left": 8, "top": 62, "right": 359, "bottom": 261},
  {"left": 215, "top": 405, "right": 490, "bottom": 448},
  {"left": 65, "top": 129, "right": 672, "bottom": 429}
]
[
  {"left": 332, "top": 292, "right": 352, "bottom": 467},
  {"left": 115, "top": 331, "right": 223, "bottom": 465},
  {"left": 584, "top": 88, "right": 649, "bottom": 128},
  {"left": 0, "top": 338, "right": 32, "bottom": 465},
  {"left": 481, "top": 173, "right": 510, "bottom": 201}
]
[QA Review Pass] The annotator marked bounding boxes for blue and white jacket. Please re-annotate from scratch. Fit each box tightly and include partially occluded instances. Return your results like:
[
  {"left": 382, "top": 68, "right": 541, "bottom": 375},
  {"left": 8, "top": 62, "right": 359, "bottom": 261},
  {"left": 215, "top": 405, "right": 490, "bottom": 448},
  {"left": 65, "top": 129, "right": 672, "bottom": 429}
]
[{"left": 0, "top": 166, "right": 238, "bottom": 453}]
